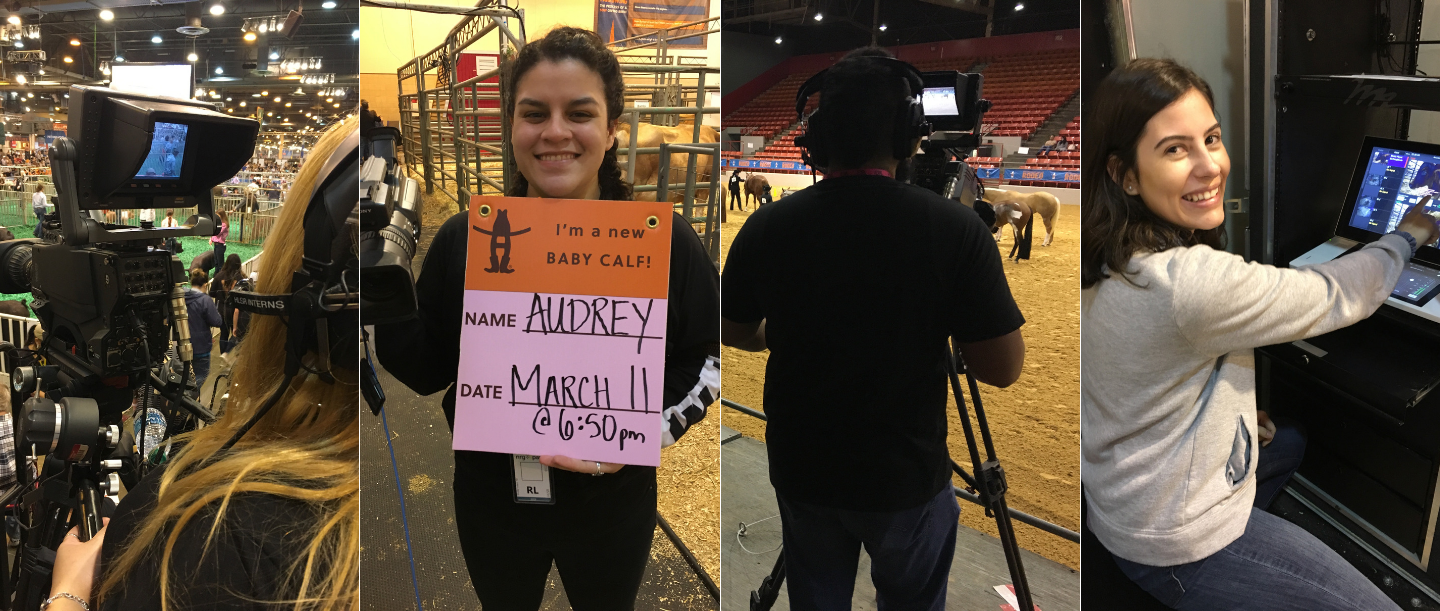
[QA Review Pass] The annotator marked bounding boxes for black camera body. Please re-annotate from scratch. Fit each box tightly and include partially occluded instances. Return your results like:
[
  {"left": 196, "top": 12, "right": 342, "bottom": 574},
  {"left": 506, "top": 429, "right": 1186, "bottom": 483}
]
[
  {"left": 909, "top": 71, "right": 991, "bottom": 221},
  {"left": 359, "top": 101, "right": 421, "bottom": 326},
  {"left": 0, "top": 86, "right": 254, "bottom": 611}
]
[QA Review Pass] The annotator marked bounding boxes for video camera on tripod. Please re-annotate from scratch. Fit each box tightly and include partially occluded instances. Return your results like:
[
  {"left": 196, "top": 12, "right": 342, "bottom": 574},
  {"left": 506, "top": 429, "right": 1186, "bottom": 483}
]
[{"left": 0, "top": 85, "right": 257, "bottom": 611}]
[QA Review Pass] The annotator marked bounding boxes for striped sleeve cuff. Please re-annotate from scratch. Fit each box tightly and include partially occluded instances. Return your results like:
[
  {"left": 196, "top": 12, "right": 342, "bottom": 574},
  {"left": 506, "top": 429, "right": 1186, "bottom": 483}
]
[{"left": 660, "top": 355, "right": 720, "bottom": 448}]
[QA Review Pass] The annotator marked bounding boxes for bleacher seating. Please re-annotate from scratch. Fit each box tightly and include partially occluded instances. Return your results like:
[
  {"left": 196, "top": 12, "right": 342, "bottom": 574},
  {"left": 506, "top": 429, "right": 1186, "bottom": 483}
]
[{"left": 724, "top": 44, "right": 1079, "bottom": 181}]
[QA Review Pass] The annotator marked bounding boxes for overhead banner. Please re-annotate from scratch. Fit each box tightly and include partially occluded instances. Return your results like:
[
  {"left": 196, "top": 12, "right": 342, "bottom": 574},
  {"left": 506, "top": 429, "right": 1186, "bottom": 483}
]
[
  {"left": 598, "top": 0, "right": 711, "bottom": 49},
  {"left": 455, "top": 196, "right": 673, "bottom": 466}
]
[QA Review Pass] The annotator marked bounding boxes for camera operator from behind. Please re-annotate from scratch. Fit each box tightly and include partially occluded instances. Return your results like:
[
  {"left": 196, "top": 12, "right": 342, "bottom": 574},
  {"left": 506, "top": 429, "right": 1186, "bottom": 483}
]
[{"left": 721, "top": 47, "right": 1027, "bottom": 610}]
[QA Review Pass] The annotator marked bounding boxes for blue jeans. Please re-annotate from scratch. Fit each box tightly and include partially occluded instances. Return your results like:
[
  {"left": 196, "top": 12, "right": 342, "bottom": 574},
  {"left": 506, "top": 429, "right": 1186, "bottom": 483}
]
[
  {"left": 777, "top": 485, "right": 959, "bottom": 611},
  {"left": 1113, "top": 422, "right": 1400, "bottom": 610},
  {"left": 192, "top": 352, "right": 211, "bottom": 398}
]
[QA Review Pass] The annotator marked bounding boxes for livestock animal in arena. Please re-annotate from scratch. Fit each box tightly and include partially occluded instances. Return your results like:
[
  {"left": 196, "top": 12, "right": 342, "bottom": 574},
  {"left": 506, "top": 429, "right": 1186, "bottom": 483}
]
[
  {"left": 615, "top": 123, "right": 718, "bottom": 203},
  {"left": 0, "top": 299, "right": 29, "bottom": 318},
  {"left": 993, "top": 200, "right": 1035, "bottom": 261},
  {"left": 743, "top": 174, "right": 771, "bottom": 209},
  {"left": 0, "top": 226, "right": 14, "bottom": 241},
  {"left": 189, "top": 250, "right": 215, "bottom": 274},
  {"left": 984, "top": 188, "right": 1059, "bottom": 247}
]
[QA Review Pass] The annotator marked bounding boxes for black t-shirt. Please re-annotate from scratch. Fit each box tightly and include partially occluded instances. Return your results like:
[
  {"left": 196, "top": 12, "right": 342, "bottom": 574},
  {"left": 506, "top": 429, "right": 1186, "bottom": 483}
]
[
  {"left": 722, "top": 174, "right": 1024, "bottom": 511},
  {"left": 99, "top": 466, "right": 320, "bottom": 610}
]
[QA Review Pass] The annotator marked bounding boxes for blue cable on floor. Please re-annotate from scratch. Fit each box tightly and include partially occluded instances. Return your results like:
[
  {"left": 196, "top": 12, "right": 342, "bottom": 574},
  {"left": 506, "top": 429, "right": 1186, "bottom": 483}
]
[{"left": 382, "top": 406, "right": 425, "bottom": 611}]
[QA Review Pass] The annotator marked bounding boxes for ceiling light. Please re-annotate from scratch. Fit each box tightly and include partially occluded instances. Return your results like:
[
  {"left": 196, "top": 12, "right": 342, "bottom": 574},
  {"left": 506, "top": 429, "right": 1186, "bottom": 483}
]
[
  {"left": 187, "top": 52, "right": 198, "bottom": 62},
  {"left": 352, "top": 29, "right": 359, "bottom": 39},
  {"left": 15, "top": 75, "right": 25, "bottom": 85},
  {"left": 243, "top": 31, "right": 256, "bottom": 42},
  {"left": 63, "top": 56, "right": 72, "bottom": 63},
  {"left": 12, "top": 42, "right": 20, "bottom": 49},
  {"left": 215, "top": 66, "right": 223, "bottom": 74},
  {"left": 209, "top": 4, "right": 224, "bottom": 15},
  {"left": 322, "top": 0, "right": 336, "bottom": 7},
  {"left": 273, "top": 96, "right": 280, "bottom": 102},
  {"left": 879, "top": 24, "right": 887, "bottom": 31},
  {"left": 269, "top": 51, "right": 279, "bottom": 60},
  {"left": 774, "top": 36, "right": 782, "bottom": 44},
  {"left": 99, "top": 9, "right": 114, "bottom": 21},
  {"left": 27, "top": 93, "right": 33, "bottom": 98},
  {"left": 333, "top": 103, "right": 340, "bottom": 108},
  {"left": 266, "top": 112, "right": 273, "bottom": 116},
  {"left": 5, "top": 15, "right": 18, "bottom": 25},
  {"left": 325, "top": 97, "right": 332, "bottom": 103},
  {"left": 257, "top": 22, "right": 267, "bottom": 33},
  {"left": 1014, "top": 2, "right": 1024, "bottom": 10},
  {"left": 227, "top": 108, "right": 233, "bottom": 112},
  {"left": 261, "top": 90, "right": 268, "bottom": 95},
  {"left": 69, "top": 38, "right": 80, "bottom": 46},
  {"left": 152, "top": 34, "right": 162, "bottom": 43},
  {"left": 114, "top": 54, "right": 124, "bottom": 62},
  {"left": 225, "top": 97, "right": 231, "bottom": 101},
  {"left": 813, "top": 12, "right": 822, "bottom": 21},
  {"left": 239, "top": 101, "right": 246, "bottom": 106}
]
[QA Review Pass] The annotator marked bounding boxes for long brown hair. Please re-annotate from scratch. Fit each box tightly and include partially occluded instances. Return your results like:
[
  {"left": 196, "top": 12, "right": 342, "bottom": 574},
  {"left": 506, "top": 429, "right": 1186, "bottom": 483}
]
[
  {"left": 503, "top": 26, "right": 632, "bottom": 201},
  {"left": 1081, "top": 58, "right": 1226, "bottom": 288},
  {"left": 98, "top": 117, "right": 358, "bottom": 610}
]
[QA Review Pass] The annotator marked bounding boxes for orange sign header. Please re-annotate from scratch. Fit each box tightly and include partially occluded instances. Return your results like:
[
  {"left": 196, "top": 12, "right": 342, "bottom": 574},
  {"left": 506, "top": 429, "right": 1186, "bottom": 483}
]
[{"left": 465, "top": 196, "right": 672, "bottom": 299}]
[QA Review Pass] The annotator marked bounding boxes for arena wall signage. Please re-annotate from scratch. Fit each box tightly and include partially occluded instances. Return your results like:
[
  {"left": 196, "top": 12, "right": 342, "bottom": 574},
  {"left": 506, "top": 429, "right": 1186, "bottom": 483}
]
[
  {"left": 977, "top": 168, "right": 1079, "bottom": 183},
  {"left": 597, "top": 0, "right": 711, "bottom": 49},
  {"left": 723, "top": 158, "right": 811, "bottom": 172},
  {"left": 455, "top": 196, "right": 673, "bottom": 466}
]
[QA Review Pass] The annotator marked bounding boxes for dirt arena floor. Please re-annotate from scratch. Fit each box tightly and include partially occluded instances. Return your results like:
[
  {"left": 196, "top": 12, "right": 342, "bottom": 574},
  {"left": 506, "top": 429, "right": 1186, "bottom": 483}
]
[
  {"left": 415, "top": 186, "right": 722, "bottom": 581},
  {"left": 719, "top": 193, "right": 1081, "bottom": 570}
]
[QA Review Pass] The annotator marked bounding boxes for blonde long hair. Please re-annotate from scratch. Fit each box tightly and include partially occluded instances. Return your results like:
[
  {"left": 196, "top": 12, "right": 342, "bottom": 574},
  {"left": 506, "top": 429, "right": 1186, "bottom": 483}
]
[{"left": 98, "top": 116, "right": 359, "bottom": 610}]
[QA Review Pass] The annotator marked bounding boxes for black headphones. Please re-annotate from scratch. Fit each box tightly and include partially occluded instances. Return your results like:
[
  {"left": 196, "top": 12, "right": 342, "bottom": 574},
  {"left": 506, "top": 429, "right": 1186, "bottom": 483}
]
[
  {"left": 230, "top": 126, "right": 360, "bottom": 382},
  {"left": 793, "top": 55, "right": 932, "bottom": 170}
]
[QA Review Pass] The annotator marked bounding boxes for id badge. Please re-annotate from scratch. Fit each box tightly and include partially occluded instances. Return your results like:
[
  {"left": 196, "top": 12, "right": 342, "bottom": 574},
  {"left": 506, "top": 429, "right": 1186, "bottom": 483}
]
[{"left": 511, "top": 454, "right": 554, "bottom": 504}]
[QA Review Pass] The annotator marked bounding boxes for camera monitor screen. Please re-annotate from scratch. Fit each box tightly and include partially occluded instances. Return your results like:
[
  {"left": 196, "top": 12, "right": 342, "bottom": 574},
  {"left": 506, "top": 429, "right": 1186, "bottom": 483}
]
[
  {"left": 135, "top": 122, "right": 187, "bottom": 179},
  {"left": 921, "top": 87, "right": 959, "bottom": 116}
]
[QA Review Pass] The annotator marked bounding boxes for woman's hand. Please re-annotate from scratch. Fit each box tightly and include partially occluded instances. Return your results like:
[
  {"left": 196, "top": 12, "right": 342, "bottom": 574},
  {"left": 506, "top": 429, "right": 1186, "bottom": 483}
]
[
  {"left": 1397, "top": 196, "right": 1440, "bottom": 247},
  {"left": 539, "top": 455, "right": 625, "bottom": 475},
  {"left": 50, "top": 518, "right": 108, "bottom": 604},
  {"left": 1257, "top": 410, "right": 1277, "bottom": 447}
]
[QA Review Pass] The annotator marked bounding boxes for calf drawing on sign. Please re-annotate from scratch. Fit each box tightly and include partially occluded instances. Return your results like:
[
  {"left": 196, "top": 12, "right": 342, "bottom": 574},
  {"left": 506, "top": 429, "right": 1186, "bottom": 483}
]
[{"left": 475, "top": 208, "right": 531, "bottom": 273}]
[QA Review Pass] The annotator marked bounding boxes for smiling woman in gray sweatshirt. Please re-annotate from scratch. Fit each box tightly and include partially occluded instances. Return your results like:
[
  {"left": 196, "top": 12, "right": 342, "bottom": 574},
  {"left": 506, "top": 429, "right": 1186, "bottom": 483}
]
[{"left": 1081, "top": 59, "right": 1439, "bottom": 611}]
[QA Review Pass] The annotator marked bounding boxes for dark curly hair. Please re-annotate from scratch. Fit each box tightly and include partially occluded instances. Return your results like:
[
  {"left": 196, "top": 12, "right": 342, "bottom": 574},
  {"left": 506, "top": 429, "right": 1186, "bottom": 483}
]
[
  {"left": 503, "top": 26, "right": 632, "bottom": 201},
  {"left": 1081, "top": 58, "right": 1226, "bottom": 288}
]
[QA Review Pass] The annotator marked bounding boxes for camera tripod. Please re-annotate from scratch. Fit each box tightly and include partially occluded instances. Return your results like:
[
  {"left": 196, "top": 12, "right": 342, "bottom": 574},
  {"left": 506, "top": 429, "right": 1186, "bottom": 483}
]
[{"left": 750, "top": 339, "right": 1035, "bottom": 611}]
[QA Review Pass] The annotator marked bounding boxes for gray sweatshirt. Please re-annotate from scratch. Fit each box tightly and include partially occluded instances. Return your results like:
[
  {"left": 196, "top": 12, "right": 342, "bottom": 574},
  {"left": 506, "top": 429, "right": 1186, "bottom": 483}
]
[{"left": 1081, "top": 234, "right": 1410, "bottom": 566}]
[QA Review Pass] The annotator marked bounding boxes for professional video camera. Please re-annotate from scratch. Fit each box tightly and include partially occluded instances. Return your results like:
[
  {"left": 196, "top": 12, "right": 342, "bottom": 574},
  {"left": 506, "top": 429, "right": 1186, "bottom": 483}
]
[
  {"left": 359, "top": 100, "right": 421, "bottom": 327},
  {"left": 907, "top": 70, "right": 993, "bottom": 223},
  {"left": 0, "top": 85, "right": 257, "bottom": 611}
]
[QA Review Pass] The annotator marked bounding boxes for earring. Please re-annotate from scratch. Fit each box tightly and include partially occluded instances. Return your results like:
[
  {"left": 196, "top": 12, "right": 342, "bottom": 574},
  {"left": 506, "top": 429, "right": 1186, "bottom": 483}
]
[{"left": 1126, "top": 184, "right": 1136, "bottom": 193}]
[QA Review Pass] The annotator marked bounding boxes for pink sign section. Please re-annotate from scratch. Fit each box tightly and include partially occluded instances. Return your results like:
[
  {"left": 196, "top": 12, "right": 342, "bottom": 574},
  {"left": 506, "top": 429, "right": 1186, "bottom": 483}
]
[{"left": 453, "top": 289, "right": 669, "bottom": 466}]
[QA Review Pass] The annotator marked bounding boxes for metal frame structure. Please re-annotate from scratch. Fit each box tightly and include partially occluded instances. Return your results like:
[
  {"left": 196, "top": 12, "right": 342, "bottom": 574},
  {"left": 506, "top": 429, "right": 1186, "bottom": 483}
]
[{"left": 396, "top": 8, "right": 523, "bottom": 207}]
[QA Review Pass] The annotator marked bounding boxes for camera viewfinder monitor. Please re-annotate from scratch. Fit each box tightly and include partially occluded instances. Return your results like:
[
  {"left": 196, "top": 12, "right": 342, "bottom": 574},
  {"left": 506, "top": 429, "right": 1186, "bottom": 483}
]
[
  {"left": 65, "top": 85, "right": 257, "bottom": 211},
  {"left": 918, "top": 71, "right": 982, "bottom": 132},
  {"left": 135, "top": 122, "right": 187, "bottom": 179},
  {"left": 1336, "top": 136, "right": 1440, "bottom": 304}
]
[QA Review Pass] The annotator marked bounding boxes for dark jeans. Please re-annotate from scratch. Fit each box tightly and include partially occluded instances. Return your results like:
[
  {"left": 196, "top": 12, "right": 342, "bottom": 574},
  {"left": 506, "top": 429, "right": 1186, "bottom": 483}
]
[
  {"left": 211, "top": 242, "right": 226, "bottom": 276},
  {"left": 452, "top": 451, "right": 656, "bottom": 611},
  {"left": 1113, "top": 422, "right": 1400, "bottom": 610},
  {"left": 191, "top": 352, "right": 211, "bottom": 398},
  {"left": 730, "top": 185, "right": 742, "bottom": 210},
  {"left": 777, "top": 485, "right": 959, "bottom": 611}
]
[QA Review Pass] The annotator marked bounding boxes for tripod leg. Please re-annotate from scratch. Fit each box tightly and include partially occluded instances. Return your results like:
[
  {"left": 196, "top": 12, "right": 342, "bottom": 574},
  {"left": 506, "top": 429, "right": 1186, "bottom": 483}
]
[
  {"left": 947, "top": 341, "right": 1037, "bottom": 610},
  {"left": 750, "top": 550, "right": 786, "bottom": 611}
]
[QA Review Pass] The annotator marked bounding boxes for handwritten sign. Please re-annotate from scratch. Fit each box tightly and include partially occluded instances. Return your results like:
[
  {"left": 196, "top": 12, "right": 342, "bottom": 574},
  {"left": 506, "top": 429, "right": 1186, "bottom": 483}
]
[{"left": 455, "top": 196, "right": 672, "bottom": 466}]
